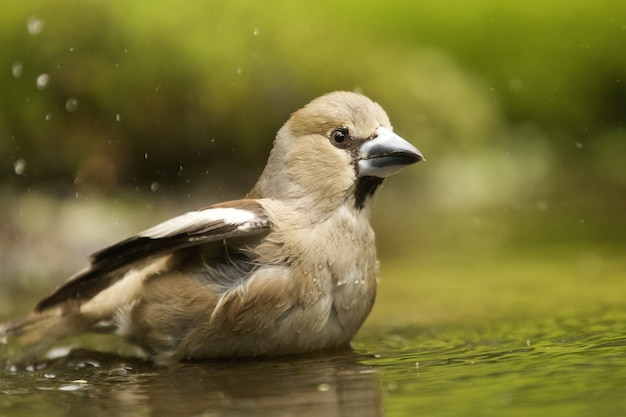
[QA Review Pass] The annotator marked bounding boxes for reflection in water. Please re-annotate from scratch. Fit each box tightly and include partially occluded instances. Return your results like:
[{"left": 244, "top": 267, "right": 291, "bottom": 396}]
[{"left": 1, "top": 350, "right": 382, "bottom": 417}]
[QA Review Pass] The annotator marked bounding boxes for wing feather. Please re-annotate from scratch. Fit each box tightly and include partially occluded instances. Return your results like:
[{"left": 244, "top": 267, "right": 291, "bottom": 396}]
[{"left": 35, "top": 199, "right": 271, "bottom": 312}]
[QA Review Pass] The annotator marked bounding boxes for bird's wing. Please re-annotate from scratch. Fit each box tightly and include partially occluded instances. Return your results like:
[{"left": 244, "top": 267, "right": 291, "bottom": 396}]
[{"left": 35, "top": 199, "right": 271, "bottom": 312}]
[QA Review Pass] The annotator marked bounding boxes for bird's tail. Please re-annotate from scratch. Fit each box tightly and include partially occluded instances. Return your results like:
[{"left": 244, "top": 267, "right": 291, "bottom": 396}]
[{"left": 0, "top": 310, "right": 91, "bottom": 365}]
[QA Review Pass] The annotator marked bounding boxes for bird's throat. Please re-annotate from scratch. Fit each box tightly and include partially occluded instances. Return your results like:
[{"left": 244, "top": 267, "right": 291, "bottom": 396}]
[{"left": 354, "top": 176, "right": 384, "bottom": 210}]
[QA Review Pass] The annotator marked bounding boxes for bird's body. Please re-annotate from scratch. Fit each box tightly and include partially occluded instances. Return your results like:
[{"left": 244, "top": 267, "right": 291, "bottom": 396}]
[{"left": 1, "top": 91, "right": 423, "bottom": 365}]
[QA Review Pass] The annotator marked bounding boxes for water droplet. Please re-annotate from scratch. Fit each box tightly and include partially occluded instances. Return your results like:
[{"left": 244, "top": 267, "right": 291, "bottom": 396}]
[
  {"left": 14, "top": 159, "right": 26, "bottom": 175},
  {"left": 27, "top": 16, "right": 45, "bottom": 35},
  {"left": 576, "top": 142, "right": 583, "bottom": 149},
  {"left": 69, "top": 47, "right": 75, "bottom": 52},
  {"left": 144, "top": 153, "right": 148, "bottom": 159},
  {"left": 317, "top": 383, "right": 330, "bottom": 392},
  {"left": 12, "top": 61, "right": 23, "bottom": 78},
  {"left": 36, "top": 73, "right": 49, "bottom": 90},
  {"left": 58, "top": 384, "right": 84, "bottom": 391},
  {"left": 65, "top": 97, "right": 79, "bottom": 112},
  {"left": 253, "top": 28, "right": 260, "bottom": 36},
  {"left": 150, "top": 182, "right": 160, "bottom": 192},
  {"left": 115, "top": 113, "right": 121, "bottom": 122},
  {"left": 236, "top": 67, "right": 242, "bottom": 75},
  {"left": 45, "top": 113, "right": 52, "bottom": 121}
]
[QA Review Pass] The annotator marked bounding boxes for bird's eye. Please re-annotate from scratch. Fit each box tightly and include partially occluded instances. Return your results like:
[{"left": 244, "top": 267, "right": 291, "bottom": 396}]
[{"left": 330, "top": 127, "right": 350, "bottom": 148}]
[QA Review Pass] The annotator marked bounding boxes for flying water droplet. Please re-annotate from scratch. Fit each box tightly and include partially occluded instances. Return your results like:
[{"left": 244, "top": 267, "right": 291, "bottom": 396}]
[
  {"left": 27, "top": 16, "right": 45, "bottom": 35},
  {"left": 14, "top": 159, "right": 26, "bottom": 175},
  {"left": 65, "top": 97, "right": 79, "bottom": 112},
  {"left": 36, "top": 73, "right": 49, "bottom": 90},
  {"left": 12, "top": 61, "right": 23, "bottom": 78}
]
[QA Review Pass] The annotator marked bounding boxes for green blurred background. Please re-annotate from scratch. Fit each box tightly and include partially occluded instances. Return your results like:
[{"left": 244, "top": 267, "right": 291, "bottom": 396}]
[{"left": 1, "top": 1, "right": 625, "bottom": 325}]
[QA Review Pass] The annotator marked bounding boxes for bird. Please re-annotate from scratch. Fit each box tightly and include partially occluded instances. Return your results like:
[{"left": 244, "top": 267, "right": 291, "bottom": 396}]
[{"left": 0, "top": 91, "right": 424, "bottom": 365}]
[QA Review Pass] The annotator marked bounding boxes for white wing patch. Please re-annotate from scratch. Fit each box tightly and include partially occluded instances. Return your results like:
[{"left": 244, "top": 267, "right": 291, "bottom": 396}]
[{"left": 140, "top": 208, "right": 258, "bottom": 239}]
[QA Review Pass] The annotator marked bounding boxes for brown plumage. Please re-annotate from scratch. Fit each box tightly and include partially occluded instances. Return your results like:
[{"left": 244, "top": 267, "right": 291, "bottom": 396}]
[{"left": 0, "top": 91, "right": 424, "bottom": 365}]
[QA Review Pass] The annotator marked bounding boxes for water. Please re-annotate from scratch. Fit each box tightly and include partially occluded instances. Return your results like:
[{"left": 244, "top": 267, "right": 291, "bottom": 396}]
[
  {"left": 1, "top": 307, "right": 625, "bottom": 417},
  {"left": 361, "top": 309, "right": 626, "bottom": 416}
]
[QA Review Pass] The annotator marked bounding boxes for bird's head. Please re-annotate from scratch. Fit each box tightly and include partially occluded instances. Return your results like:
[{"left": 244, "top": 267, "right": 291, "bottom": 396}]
[{"left": 249, "top": 91, "right": 424, "bottom": 219}]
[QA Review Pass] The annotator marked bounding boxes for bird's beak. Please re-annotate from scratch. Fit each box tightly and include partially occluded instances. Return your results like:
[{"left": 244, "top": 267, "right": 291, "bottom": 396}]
[{"left": 357, "top": 126, "right": 424, "bottom": 178}]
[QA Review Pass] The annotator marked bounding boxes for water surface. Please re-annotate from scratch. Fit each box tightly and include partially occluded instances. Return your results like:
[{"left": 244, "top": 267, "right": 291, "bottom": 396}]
[{"left": 2, "top": 306, "right": 625, "bottom": 417}]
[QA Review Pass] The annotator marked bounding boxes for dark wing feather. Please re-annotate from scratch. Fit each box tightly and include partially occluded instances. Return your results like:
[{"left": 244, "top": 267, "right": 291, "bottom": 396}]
[{"left": 35, "top": 199, "right": 271, "bottom": 312}]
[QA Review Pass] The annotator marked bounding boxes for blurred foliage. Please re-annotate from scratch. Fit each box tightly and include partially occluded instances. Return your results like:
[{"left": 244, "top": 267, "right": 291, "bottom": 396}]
[{"left": 1, "top": 0, "right": 624, "bottom": 193}]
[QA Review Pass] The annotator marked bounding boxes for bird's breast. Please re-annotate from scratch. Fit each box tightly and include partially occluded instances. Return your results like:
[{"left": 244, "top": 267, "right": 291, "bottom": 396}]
[{"left": 276, "top": 206, "right": 379, "bottom": 337}]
